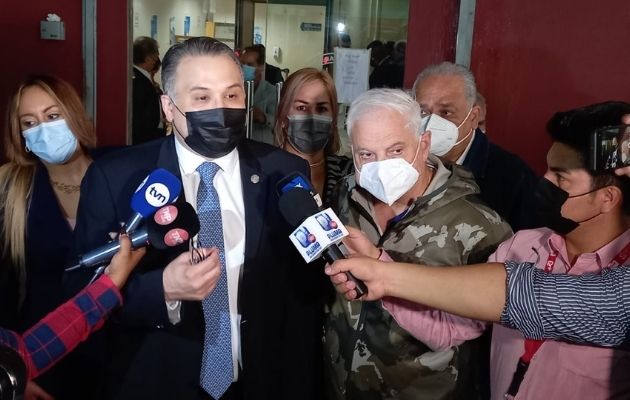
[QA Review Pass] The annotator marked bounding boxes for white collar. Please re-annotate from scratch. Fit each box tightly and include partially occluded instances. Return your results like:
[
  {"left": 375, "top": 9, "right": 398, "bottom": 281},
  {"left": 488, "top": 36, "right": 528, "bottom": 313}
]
[
  {"left": 455, "top": 130, "right": 476, "bottom": 165},
  {"left": 173, "top": 133, "right": 239, "bottom": 176},
  {"left": 134, "top": 65, "right": 152, "bottom": 82}
]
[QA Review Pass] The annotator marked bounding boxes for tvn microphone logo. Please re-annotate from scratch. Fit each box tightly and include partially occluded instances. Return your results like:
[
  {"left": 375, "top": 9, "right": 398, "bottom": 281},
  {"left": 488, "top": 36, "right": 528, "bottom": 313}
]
[{"left": 145, "top": 183, "right": 170, "bottom": 207}]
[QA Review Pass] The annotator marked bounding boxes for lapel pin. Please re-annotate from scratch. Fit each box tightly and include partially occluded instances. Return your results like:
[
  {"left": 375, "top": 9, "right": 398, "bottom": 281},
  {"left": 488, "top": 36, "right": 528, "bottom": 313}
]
[{"left": 250, "top": 174, "right": 260, "bottom": 184}]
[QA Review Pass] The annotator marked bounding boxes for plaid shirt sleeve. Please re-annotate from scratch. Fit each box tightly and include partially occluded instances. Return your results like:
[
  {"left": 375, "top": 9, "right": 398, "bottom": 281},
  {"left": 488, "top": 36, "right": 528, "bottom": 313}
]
[
  {"left": 500, "top": 261, "right": 630, "bottom": 347},
  {"left": 0, "top": 275, "right": 122, "bottom": 379}
]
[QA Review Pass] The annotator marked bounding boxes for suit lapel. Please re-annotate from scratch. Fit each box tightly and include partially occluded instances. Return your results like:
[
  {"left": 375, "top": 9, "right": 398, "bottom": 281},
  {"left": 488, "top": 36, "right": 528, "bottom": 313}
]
[
  {"left": 155, "top": 135, "right": 182, "bottom": 180},
  {"left": 238, "top": 142, "right": 267, "bottom": 262}
]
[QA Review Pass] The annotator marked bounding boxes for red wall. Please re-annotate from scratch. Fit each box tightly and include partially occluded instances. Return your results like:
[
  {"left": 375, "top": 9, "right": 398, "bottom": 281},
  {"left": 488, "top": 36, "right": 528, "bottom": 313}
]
[
  {"left": 0, "top": 1, "right": 128, "bottom": 149},
  {"left": 96, "top": 1, "right": 129, "bottom": 146},
  {"left": 0, "top": 3, "right": 84, "bottom": 124},
  {"left": 404, "top": 1, "right": 459, "bottom": 89},
  {"left": 405, "top": 0, "right": 630, "bottom": 174}
]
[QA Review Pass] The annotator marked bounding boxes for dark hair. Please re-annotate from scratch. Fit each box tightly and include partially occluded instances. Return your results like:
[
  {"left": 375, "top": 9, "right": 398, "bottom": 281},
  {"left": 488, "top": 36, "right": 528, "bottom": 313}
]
[
  {"left": 133, "top": 36, "right": 159, "bottom": 65},
  {"left": 161, "top": 37, "right": 241, "bottom": 97},
  {"left": 547, "top": 101, "right": 630, "bottom": 213},
  {"left": 243, "top": 44, "right": 266, "bottom": 65},
  {"left": 274, "top": 68, "right": 340, "bottom": 155},
  {"left": 366, "top": 40, "right": 383, "bottom": 50}
]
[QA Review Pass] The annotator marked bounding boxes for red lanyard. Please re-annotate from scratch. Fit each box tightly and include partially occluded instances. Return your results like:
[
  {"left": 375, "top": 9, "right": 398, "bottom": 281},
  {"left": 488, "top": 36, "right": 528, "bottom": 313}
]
[{"left": 543, "top": 240, "right": 630, "bottom": 273}]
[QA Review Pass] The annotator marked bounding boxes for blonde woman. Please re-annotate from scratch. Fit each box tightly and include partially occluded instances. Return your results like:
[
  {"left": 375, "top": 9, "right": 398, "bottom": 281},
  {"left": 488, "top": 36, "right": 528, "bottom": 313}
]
[
  {"left": 274, "top": 68, "right": 353, "bottom": 205},
  {"left": 0, "top": 75, "right": 97, "bottom": 399}
]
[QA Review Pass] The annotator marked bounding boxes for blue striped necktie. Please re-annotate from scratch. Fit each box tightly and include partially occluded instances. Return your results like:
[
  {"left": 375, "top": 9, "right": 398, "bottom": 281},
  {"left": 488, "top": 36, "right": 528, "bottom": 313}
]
[{"left": 196, "top": 161, "right": 233, "bottom": 399}]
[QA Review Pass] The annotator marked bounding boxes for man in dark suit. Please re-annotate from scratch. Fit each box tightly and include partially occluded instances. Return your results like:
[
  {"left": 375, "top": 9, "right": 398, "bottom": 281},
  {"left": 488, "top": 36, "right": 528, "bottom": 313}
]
[
  {"left": 132, "top": 36, "right": 164, "bottom": 145},
  {"left": 71, "top": 37, "right": 322, "bottom": 400},
  {"left": 413, "top": 62, "right": 538, "bottom": 231}
]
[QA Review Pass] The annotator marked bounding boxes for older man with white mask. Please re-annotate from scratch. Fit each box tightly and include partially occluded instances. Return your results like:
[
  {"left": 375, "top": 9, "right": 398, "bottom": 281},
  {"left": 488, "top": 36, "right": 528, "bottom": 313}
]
[
  {"left": 323, "top": 88, "right": 512, "bottom": 400},
  {"left": 413, "top": 62, "right": 538, "bottom": 231}
]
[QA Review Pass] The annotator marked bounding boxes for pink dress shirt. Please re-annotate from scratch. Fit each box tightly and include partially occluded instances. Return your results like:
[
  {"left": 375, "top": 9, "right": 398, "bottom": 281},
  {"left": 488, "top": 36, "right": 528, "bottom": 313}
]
[
  {"left": 488, "top": 228, "right": 630, "bottom": 400},
  {"left": 381, "top": 254, "right": 487, "bottom": 352}
]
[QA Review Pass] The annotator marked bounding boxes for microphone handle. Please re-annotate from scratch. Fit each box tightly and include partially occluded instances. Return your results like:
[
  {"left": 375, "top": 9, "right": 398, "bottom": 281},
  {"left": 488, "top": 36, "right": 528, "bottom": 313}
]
[
  {"left": 79, "top": 230, "right": 149, "bottom": 268},
  {"left": 124, "top": 212, "right": 144, "bottom": 233},
  {"left": 322, "top": 245, "right": 368, "bottom": 298}
]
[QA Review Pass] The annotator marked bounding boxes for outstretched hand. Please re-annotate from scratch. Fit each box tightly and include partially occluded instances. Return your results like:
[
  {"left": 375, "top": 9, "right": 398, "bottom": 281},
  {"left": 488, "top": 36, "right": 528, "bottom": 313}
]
[
  {"left": 325, "top": 257, "right": 387, "bottom": 301},
  {"left": 105, "top": 234, "right": 146, "bottom": 288}
]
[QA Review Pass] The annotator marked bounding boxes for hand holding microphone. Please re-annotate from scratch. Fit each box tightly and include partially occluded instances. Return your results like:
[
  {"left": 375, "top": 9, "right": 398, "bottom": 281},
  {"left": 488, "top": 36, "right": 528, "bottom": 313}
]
[
  {"left": 103, "top": 234, "right": 147, "bottom": 288},
  {"left": 277, "top": 173, "right": 368, "bottom": 298},
  {"left": 67, "top": 202, "right": 200, "bottom": 271}
]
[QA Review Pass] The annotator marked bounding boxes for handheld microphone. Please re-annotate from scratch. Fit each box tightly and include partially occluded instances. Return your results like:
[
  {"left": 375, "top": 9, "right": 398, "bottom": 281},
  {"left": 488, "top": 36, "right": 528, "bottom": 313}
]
[
  {"left": 277, "top": 171, "right": 323, "bottom": 208},
  {"left": 124, "top": 168, "right": 183, "bottom": 233},
  {"left": 0, "top": 345, "right": 26, "bottom": 400},
  {"left": 68, "top": 202, "right": 200, "bottom": 270},
  {"left": 277, "top": 175, "right": 368, "bottom": 297}
]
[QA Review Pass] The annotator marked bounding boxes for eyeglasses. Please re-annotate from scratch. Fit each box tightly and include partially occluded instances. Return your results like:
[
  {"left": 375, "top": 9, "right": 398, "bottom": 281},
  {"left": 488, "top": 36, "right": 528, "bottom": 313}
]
[{"left": 189, "top": 239, "right": 207, "bottom": 265}]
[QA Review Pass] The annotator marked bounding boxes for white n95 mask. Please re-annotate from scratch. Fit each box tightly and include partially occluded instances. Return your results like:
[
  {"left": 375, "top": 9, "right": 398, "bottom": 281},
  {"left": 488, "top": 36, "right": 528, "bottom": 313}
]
[
  {"left": 355, "top": 142, "right": 421, "bottom": 206},
  {"left": 424, "top": 107, "right": 473, "bottom": 156}
]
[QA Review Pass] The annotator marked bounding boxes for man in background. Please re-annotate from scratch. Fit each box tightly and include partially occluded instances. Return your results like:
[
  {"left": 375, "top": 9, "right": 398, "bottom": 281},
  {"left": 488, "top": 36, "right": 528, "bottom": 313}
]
[
  {"left": 413, "top": 62, "right": 538, "bottom": 231},
  {"left": 240, "top": 45, "right": 278, "bottom": 144},
  {"left": 132, "top": 36, "right": 164, "bottom": 144}
]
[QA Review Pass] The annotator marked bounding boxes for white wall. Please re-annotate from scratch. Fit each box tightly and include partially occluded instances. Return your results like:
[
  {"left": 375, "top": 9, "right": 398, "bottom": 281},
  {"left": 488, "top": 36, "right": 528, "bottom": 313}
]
[
  {"left": 263, "top": 4, "right": 326, "bottom": 74},
  {"left": 132, "top": 0, "right": 236, "bottom": 63}
]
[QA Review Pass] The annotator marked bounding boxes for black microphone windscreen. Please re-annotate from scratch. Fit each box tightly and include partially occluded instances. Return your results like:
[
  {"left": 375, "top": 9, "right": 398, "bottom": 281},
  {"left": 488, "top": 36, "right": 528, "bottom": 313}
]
[
  {"left": 278, "top": 188, "right": 320, "bottom": 227},
  {"left": 147, "top": 202, "right": 200, "bottom": 249},
  {"left": 0, "top": 345, "right": 26, "bottom": 398}
]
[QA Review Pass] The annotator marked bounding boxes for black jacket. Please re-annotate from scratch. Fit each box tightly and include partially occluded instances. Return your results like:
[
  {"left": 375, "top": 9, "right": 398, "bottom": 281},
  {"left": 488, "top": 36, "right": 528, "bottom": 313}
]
[
  {"left": 68, "top": 136, "right": 323, "bottom": 400},
  {"left": 132, "top": 67, "right": 164, "bottom": 145},
  {"left": 462, "top": 129, "right": 539, "bottom": 231}
]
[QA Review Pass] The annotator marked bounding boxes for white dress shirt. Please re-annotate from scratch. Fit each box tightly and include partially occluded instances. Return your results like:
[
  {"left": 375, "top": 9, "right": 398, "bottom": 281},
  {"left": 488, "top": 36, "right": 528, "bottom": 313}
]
[
  {"left": 170, "top": 134, "right": 246, "bottom": 380},
  {"left": 455, "top": 130, "right": 476, "bottom": 165}
]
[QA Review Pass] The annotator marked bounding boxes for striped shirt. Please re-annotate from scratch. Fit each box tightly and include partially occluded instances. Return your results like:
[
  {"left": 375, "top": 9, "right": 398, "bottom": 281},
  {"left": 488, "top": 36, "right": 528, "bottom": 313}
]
[
  {"left": 501, "top": 260, "right": 630, "bottom": 348},
  {"left": 0, "top": 275, "right": 122, "bottom": 379}
]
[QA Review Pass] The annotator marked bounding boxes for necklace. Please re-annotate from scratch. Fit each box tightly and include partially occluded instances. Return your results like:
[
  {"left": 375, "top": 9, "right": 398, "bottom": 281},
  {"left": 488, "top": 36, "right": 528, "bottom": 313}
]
[
  {"left": 50, "top": 180, "right": 81, "bottom": 194},
  {"left": 309, "top": 159, "right": 325, "bottom": 168}
]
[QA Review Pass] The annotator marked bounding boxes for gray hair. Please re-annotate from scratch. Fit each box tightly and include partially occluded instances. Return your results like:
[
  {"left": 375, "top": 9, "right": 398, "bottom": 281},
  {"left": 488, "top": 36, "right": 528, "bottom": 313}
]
[
  {"left": 412, "top": 62, "right": 477, "bottom": 108},
  {"left": 347, "top": 88, "right": 423, "bottom": 139},
  {"left": 161, "top": 37, "right": 242, "bottom": 98}
]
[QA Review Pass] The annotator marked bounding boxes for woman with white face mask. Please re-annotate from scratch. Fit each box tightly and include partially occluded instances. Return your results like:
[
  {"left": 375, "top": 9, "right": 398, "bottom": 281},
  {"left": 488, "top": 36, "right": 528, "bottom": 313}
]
[
  {"left": 274, "top": 68, "right": 353, "bottom": 205},
  {"left": 0, "top": 75, "right": 97, "bottom": 399}
]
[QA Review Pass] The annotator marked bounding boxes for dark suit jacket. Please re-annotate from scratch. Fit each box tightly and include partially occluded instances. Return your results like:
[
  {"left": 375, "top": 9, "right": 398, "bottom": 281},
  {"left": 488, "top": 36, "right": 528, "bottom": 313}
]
[
  {"left": 265, "top": 63, "right": 284, "bottom": 86},
  {"left": 132, "top": 67, "right": 163, "bottom": 145},
  {"left": 462, "top": 129, "right": 539, "bottom": 231},
  {"left": 70, "top": 136, "right": 323, "bottom": 400}
]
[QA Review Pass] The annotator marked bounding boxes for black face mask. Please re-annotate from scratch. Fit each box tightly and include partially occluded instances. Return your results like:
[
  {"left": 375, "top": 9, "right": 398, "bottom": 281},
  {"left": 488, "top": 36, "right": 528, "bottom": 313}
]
[
  {"left": 179, "top": 107, "right": 247, "bottom": 158},
  {"left": 534, "top": 177, "right": 603, "bottom": 235},
  {"left": 286, "top": 114, "right": 332, "bottom": 154}
]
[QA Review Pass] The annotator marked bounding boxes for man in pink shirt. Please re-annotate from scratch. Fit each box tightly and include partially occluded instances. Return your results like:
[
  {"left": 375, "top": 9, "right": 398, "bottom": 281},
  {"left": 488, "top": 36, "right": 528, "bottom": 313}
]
[
  {"left": 339, "top": 101, "right": 630, "bottom": 399},
  {"left": 486, "top": 101, "right": 630, "bottom": 399}
]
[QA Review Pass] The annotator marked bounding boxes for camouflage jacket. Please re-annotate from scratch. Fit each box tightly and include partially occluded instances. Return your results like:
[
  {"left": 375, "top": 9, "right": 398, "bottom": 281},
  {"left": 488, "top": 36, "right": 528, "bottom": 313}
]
[{"left": 324, "top": 157, "right": 512, "bottom": 400}]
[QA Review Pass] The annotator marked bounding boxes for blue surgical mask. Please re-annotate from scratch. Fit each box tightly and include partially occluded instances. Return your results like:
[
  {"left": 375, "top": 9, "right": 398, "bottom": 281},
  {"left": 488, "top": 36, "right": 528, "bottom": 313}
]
[
  {"left": 242, "top": 64, "right": 256, "bottom": 81},
  {"left": 22, "top": 119, "right": 78, "bottom": 164}
]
